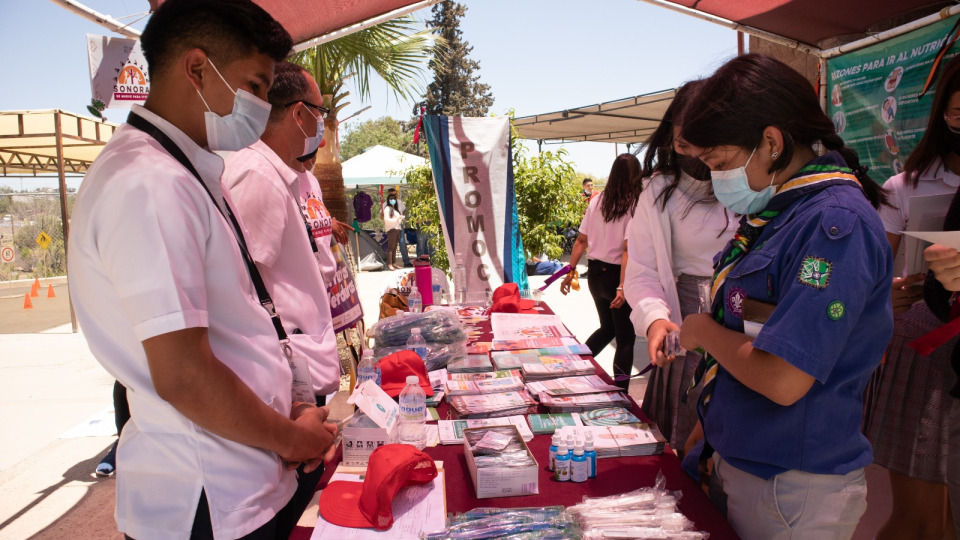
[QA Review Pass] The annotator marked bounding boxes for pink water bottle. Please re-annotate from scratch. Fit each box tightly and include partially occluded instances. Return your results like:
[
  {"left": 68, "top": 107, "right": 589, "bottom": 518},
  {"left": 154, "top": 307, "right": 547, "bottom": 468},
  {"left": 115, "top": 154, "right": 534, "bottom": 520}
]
[{"left": 413, "top": 257, "right": 434, "bottom": 307}]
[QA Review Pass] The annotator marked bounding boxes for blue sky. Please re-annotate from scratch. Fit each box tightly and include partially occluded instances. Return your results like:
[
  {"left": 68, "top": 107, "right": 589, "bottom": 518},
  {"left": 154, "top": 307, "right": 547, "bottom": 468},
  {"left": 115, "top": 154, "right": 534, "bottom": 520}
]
[{"left": 0, "top": 0, "right": 737, "bottom": 179}]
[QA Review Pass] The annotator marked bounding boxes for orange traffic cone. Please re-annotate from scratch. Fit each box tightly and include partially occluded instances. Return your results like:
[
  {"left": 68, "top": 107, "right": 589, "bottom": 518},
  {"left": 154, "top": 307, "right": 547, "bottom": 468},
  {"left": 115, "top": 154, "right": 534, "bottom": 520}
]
[
  {"left": 23, "top": 293, "right": 33, "bottom": 309},
  {"left": 30, "top": 282, "right": 39, "bottom": 298},
  {"left": 47, "top": 284, "right": 55, "bottom": 298}
]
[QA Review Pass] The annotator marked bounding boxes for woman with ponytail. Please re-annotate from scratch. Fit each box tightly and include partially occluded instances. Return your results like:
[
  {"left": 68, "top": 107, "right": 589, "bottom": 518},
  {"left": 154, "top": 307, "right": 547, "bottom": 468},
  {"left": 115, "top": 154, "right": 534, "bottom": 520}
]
[{"left": 676, "top": 53, "right": 893, "bottom": 540}]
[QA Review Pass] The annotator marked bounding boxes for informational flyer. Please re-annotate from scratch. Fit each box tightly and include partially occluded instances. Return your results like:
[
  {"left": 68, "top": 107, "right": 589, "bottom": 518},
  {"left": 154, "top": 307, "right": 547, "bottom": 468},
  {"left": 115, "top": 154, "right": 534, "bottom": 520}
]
[
  {"left": 86, "top": 34, "right": 150, "bottom": 109},
  {"left": 827, "top": 15, "right": 960, "bottom": 183},
  {"left": 489, "top": 313, "right": 572, "bottom": 340}
]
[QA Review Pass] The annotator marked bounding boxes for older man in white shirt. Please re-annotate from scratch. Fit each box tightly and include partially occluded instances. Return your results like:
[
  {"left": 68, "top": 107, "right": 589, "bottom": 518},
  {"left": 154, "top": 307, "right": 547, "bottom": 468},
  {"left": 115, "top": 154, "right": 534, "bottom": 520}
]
[{"left": 67, "top": 2, "right": 337, "bottom": 539}]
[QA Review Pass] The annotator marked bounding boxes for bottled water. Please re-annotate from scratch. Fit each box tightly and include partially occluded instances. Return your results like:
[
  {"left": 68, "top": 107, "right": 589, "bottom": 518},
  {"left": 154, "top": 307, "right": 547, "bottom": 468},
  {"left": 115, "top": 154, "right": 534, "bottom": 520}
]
[
  {"left": 355, "top": 349, "right": 380, "bottom": 389},
  {"left": 406, "top": 328, "right": 428, "bottom": 363},
  {"left": 398, "top": 375, "right": 426, "bottom": 449},
  {"left": 408, "top": 287, "right": 422, "bottom": 313},
  {"left": 454, "top": 253, "right": 467, "bottom": 304}
]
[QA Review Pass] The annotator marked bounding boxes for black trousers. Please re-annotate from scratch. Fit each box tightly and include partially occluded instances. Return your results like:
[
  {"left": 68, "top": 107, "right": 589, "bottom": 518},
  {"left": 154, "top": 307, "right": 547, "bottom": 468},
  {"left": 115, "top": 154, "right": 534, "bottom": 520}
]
[{"left": 584, "top": 259, "right": 636, "bottom": 390}]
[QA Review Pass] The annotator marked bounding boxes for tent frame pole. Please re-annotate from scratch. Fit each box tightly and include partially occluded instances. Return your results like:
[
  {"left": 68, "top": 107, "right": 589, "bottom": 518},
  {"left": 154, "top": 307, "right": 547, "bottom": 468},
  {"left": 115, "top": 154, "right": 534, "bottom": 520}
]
[{"left": 54, "top": 111, "right": 79, "bottom": 333}]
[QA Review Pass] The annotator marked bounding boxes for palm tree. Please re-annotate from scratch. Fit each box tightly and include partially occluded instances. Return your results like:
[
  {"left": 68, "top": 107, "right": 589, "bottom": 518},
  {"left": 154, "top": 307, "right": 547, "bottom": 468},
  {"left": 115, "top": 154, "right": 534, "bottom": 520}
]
[{"left": 293, "top": 17, "right": 438, "bottom": 222}]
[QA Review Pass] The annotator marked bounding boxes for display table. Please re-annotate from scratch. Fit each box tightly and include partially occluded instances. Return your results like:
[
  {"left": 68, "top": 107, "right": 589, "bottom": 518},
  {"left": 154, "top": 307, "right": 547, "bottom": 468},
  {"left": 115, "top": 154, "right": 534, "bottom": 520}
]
[{"left": 292, "top": 304, "right": 740, "bottom": 539}]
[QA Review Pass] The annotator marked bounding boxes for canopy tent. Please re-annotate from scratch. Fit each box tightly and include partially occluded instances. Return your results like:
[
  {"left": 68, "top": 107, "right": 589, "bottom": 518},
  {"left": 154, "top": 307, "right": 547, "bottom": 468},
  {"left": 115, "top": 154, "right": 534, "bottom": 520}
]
[
  {"left": 50, "top": 0, "right": 439, "bottom": 51},
  {"left": 511, "top": 88, "right": 675, "bottom": 145},
  {"left": 341, "top": 144, "right": 426, "bottom": 186}
]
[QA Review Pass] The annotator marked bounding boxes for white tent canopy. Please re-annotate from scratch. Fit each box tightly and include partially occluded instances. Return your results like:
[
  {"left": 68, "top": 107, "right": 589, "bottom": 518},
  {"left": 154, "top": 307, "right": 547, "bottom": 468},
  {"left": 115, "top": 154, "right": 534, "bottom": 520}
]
[{"left": 341, "top": 145, "right": 426, "bottom": 186}]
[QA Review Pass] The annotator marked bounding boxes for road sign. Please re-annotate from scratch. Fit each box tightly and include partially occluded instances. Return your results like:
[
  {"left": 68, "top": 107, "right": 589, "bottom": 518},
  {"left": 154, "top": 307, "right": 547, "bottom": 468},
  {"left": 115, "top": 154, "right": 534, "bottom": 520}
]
[
  {"left": 0, "top": 246, "right": 13, "bottom": 263},
  {"left": 36, "top": 231, "right": 52, "bottom": 250}
]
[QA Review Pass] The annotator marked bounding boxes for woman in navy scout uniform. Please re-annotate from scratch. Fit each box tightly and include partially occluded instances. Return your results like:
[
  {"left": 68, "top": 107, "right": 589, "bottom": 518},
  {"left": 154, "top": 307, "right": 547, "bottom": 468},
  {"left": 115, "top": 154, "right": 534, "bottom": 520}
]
[{"left": 676, "top": 54, "right": 893, "bottom": 540}]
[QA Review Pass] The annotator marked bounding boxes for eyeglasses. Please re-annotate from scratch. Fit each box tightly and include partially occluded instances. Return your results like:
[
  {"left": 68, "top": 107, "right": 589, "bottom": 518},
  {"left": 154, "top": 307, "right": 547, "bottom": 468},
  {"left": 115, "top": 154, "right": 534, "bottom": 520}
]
[{"left": 286, "top": 100, "right": 330, "bottom": 118}]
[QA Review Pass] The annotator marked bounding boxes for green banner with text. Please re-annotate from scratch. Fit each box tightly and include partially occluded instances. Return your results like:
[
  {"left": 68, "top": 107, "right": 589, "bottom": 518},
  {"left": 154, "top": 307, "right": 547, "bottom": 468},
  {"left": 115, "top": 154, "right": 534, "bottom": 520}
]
[{"left": 827, "top": 16, "right": 960, "bottom": 183}]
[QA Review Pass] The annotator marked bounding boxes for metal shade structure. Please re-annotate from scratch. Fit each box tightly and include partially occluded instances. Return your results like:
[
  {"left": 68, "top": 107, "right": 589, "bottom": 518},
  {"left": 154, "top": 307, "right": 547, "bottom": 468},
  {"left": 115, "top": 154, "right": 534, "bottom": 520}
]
[
  {"left": 511, "top": 88, "right": 675, "bottom": 145},
  {"left": 0, "top": 110, "right": 117, "bottom": 177}
]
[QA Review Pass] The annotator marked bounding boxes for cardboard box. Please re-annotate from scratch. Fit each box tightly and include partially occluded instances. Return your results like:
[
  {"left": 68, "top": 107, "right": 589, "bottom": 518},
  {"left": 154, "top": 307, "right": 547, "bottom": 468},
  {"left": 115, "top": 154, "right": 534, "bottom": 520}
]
[
  {"left": 341, "top": 413, "right": 396, "bottom": 467},
  {"left": 462, "top": 425, "right": 539, "bottom": 498}
]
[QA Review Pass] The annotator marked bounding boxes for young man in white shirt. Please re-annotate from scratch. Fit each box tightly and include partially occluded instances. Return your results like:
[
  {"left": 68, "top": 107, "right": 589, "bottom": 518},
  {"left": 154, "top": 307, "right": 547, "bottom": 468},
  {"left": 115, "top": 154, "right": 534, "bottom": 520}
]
[
  {"left": 67, "top": 2, "right": 337, "bottom": 538},
  {"left": 222, "top": 62, "right": 340, "bottom": 407}
]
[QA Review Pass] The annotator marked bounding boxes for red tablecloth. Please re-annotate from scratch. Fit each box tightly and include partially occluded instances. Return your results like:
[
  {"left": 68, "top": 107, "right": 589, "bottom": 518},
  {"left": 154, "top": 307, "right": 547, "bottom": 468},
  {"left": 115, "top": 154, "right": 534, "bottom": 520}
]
[{"left": 292, "top": 304, "right": 739, "bottom": 539}]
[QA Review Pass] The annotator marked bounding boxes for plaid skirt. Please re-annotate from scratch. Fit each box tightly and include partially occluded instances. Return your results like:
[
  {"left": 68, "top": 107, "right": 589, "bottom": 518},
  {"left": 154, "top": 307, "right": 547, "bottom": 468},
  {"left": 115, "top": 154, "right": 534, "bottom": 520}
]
[
  {"left": 863, "top": 301, "right": 958, "bottom": 483},
  {"left": 640, "top": 274, "right": 708, "bottom": 451}
]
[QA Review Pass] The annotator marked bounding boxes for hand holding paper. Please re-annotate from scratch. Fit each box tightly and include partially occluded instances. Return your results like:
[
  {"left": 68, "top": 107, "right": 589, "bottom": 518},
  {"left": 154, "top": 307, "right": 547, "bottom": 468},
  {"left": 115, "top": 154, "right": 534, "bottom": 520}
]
[{"left": 925, "top": 242, "right": 960, "bottom": 292}]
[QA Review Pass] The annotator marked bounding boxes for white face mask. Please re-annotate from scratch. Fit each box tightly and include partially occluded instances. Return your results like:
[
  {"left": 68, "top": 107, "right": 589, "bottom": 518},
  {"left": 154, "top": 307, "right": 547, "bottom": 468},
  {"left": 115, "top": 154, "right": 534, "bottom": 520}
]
[
  {"left": 195, "top": 58, "right": 271, "bottom": 152},
  {"left": 710, "top": 147, "right": 777, "bottom": 215},
  {"left": 297, "top": 105, "right": 324, "bottom": 158}
]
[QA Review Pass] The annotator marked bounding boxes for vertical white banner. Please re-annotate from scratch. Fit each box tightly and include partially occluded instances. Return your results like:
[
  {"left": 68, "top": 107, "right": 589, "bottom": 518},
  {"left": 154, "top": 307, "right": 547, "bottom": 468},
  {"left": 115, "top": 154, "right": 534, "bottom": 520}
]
[{"left": 87, "top": 34, "right": 150, "bottom": 109}]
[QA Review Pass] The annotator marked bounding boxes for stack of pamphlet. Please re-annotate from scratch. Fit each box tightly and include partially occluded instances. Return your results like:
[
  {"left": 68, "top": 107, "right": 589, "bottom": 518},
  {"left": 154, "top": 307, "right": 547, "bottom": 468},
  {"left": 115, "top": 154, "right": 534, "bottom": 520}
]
[
  {"left": 491, "top": 349, "right": 587, "bottom": 371},
  {"left": 448, "top": 389, "right": 539, "bottom": 418},
  {"left": 490, "top": 336, "right": 582, "bottom": 351},
  {"left": 526, "top": 412, "right": 584, "bottom": 435},
  {"left": 447, "top": 369, "right": 522, "bottom": 381},
  {"left": 579, "top": 407, "right": 641, "bottom": 426},
  {"left": 446, "top": 375, "right": 525, "bottom": 396},
  {"left": 426, "top": 369, "right": 447, "bottom": 408},
  {"left": 557, "top": 424, "right": 667, "bottom": 457},
  {"left": 447, "top": 354, "right": 494, "bottom": 374},
  {"left": 539, "top": 391, "right": 631, "bottom": 413},
  {"left": 521, "top": 359, "right": 595, "bottom": 381},
  {"left": 525, "top": 375, "right": 621, "bottom": 397},
  {"left": 437, "top": 415, "right": 534, "bottom": 444}
]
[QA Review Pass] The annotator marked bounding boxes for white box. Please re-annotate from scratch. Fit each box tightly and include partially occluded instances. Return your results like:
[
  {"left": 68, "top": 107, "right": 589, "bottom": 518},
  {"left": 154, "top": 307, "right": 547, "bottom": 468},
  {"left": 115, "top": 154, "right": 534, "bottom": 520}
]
[
  {"left": 462, "top": 426, "right": 539, "bottom": 498},
  {"left": 341, "top": 414, "right": 396, "bottom": 467}
]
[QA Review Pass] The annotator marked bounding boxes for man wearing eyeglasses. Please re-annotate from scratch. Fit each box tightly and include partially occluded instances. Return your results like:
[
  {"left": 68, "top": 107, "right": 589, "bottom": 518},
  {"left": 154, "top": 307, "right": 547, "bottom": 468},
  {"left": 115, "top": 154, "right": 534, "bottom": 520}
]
[{"left": 222, "top": 63, "right": 340, "bottom": 479}]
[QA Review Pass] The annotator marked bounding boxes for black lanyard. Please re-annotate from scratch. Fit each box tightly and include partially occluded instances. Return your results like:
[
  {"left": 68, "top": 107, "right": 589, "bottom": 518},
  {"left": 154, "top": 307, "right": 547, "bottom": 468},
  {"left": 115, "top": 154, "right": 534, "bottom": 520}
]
[{"left": 127, "top": 112, "right": 289, "bottom": 343}]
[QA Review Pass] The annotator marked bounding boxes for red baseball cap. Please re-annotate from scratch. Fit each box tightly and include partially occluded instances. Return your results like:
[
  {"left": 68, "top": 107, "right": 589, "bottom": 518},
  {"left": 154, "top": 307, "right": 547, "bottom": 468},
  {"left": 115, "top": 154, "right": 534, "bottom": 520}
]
[
  {"left": 378, "top": 350, "right": 434, "bottom": 397},
  {"left": 490, "top": 283, "right": 537, "bottom": 314},
  {"left": 319, "top": 444, "right": 438, "bottom": 530}
]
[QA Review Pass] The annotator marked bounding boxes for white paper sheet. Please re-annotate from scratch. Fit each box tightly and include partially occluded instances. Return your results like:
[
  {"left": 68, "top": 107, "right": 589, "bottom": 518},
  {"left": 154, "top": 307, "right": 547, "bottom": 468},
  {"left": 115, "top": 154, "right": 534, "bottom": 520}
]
[
  {"left": 311, "top": 471, "right": 446, "bottom": 540},
  {"left": 901, "top": 230, "right": 960, "bottom": 252},
  {"left": 489, "top": 313, "right": 572, "bottom": 340},
  {"left": 902, "top": 194, "right": 955, "bottom": 275}
]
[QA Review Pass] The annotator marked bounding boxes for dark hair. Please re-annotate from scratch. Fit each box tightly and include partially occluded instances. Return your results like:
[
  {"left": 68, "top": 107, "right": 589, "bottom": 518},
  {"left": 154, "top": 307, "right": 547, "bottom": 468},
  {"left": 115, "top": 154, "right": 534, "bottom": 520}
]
[
  {"left": 904, "top": 55, "right": 960, "bottom": 187},
  {"left": 267, "top": 62, "right": 311, "bottom": 122},
  {"left": 640, "top": 80, "right": 714, "bottom": 213},
  {"left": 140, "top": 0, "right": 292, "bottom": 77},
  {"left": 680, "top": 53, "right": 888, "bottom": 208},
  {"left": 599, "top": 154, "right": 642, "bottom": 222},
  {"left": 582, "top": 178, "right": 593, "bottom": 186}
]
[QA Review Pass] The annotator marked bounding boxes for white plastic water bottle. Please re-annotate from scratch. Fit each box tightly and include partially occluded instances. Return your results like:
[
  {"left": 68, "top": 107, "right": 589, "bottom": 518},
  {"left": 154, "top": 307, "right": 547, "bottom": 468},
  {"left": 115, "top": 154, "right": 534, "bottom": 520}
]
[
  {"left": 408, "top": 287, "right": 422, "bottom": 313},
  {"left": 355, "top": 349, "right": 380, "bottom": 389},
  {"left": 406, "top": 328, "right": 428, "bottom": 363},
  {"left": 398, "top": 375, "right": 426, "bottom": 449},
  {"left": 454, "top": 253, "right": 467, "bottom": 304}
]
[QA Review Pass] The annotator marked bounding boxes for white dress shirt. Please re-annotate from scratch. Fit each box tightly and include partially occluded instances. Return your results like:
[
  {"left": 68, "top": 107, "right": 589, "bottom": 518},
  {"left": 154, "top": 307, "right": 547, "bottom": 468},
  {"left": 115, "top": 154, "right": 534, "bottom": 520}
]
[
  {"left": 579, "top": 193, "right": 631, "bottom": 265},
  {"left": 297, "top": 169, "right": 337, "bottom": 286},
  {"left": 68, "top": 105, "right": 296, "bottom": 539},
  {"left": 223, "top": 141, "right": 340, "bottom": 396}
]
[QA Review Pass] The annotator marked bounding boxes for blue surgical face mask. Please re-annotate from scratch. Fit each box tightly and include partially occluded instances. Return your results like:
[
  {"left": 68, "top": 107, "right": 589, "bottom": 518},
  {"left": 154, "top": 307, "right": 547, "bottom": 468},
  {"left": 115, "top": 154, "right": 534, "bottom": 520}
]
[
  {"left": 195, "top": 58, "right": 271, "bottom": 152},
  {"left": 710, "top": 147, "right": 777, "bottom": 215},
  {"left": 297, "top": 105, "right": 324, "bottom": 157}
]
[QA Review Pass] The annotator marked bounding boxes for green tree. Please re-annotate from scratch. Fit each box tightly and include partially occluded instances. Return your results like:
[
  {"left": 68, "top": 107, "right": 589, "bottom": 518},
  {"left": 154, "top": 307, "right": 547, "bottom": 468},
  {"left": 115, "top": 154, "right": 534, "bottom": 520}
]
[
  {"left": 421, "top": 1, "right": 494, "bottom": 118},
  {"left": 340, "top": 116, "right": 415, "bottom": 161},
  {"left": 404, "top": 119, "right": 584, "bottom": 273},
  {"left": 294, "top": 17, "right": 438, "bottom": 222}
]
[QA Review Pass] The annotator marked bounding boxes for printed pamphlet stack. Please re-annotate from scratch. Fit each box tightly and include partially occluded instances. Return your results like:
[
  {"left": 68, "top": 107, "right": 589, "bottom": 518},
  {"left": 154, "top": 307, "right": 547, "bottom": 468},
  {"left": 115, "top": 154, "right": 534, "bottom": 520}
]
[
  {"left": 446, "top": 375, "right": 525, "bottom": 396},
  {"left": 521, "top": 359, "right": 595, "bottom": 381},
  {"left": 525, "top": 375, "right": 621, "bottom": 396},
  {"left": 539, "top": 391, "right": 631, "bottom": 413},
  {"left": 448, "top": 390, "right": 539, "bottom": 418},
  {"left": 447, "top": 354, "right": 494, "bottom": 373},
  {"left": 579, "top": 407, "right": 641, "bottom": 426},
  {"left": 437, "top": 415, "right": 534, "bottom": 444},
  {"left": 557, "top": 424, "right": 667, "bottom": 457},
  {"left": 526, "top": 413, "right": 584, "bottom": 435}
]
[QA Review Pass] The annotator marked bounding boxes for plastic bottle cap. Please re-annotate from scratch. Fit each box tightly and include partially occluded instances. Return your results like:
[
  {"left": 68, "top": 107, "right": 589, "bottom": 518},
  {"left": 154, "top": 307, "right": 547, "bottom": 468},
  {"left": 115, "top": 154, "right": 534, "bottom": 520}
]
[
  {"left": 551, "top": 433, "right": 560, "bottom": 445},
  {"left": 574, "top": 444, "right": 584, "bottom": 455},
  {"left": 406, "top": 375, "right": 418, "bottom": 385},
  {"left": 558, "top": 443, "right": 567, "bottom": 454},
  {"left": 411, "top": 328, "right": 421, "bottom": 334}
]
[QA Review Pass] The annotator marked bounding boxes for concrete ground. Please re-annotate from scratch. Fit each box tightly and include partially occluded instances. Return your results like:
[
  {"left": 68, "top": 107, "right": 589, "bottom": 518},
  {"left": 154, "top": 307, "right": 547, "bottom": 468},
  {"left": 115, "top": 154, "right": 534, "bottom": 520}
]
[{"left": 0, "top": 267, "right": 891, "bottom": 540}]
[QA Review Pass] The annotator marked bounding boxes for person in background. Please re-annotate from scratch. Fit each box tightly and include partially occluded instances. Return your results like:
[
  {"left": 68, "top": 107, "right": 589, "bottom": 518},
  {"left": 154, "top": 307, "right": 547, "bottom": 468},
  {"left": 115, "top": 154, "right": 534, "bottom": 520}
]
[
  {"left": 94, "top": 381, "right": 128, "bottom": 477},
  {"left": 383, "top": 188, "right": 404, "bottom": 270},
  {"left": 526, "top": 252, "right": 564, "bottom": 275},
  {"left": 623, "top": 80, "right": 732, "bottom": 453},
  {"left": 560, "top": 154, "right": 642, "bottom": 390},
  {"left": 66, "top": 2, "right": 337, "bottom": 538},
  {"left": 223, "top": 60, "right": 341, "bottom": 412},
  {"left": 581, "top": 178, "right": 597, "bottom": 201},
  {"left": 677, "top": 54, "right": 892, "bottom": 540},
  {"left": 862, "top": 55, "right": 960, "bottom": 540}
]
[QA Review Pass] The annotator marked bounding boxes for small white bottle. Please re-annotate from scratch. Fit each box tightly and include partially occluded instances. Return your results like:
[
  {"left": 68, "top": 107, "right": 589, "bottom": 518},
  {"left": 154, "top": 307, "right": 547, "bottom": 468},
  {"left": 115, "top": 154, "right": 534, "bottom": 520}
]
[
  {"left": 398, "top": 375, "right": 426, "bottom": 449},
  {"left": 406, "top": 328, "right": 428, "bottom": 363},
  {"left": 548, "top": 433, "right": 561, "bottom": 472},
  {"left": 585, "top": 432, "right": 598, "bottom": 479},
  {"left": 571, "top": 441, "right": 588, "bottom": 483},
  {"left": 554, "top": 442, "right": 571, "bottom": 482},
  {"left": 355, "top": 349, "right": 380, "bottom": 389},
  {"left": 408, "top": 287, "right": 422, "bottom": 313}
]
